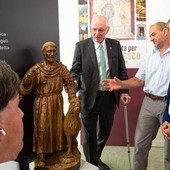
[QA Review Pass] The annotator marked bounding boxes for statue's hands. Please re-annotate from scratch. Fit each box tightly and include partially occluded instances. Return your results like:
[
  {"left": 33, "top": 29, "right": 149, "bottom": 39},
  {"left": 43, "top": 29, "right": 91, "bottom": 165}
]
[
  {"left": 64, "top": 80, "right": 78, "bottom": 93},
  {"left": 23, "top": 71, "right": 35, "bottom": 86},
  {"left": 102, "top": 77, "right": 122, "bottom": 91}
]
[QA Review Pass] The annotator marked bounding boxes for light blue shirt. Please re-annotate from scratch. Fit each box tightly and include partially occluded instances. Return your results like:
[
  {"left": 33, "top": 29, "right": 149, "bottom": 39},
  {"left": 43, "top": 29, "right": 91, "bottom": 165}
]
[{"left": 135, "top": 47, "right": 170, "bottom": 96}]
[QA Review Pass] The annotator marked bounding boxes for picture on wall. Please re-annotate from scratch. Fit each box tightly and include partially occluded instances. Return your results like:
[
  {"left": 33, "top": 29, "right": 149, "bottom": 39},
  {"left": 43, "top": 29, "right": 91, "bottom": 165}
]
[
  {"left": 136, "top": 0, "right": 146, "bottom": 40},
  {"left": 79, "top": 0, "right": 88, "bottom": 41},
  {"left": 90, "top": 0, "right": 135, "bottom": 40}
]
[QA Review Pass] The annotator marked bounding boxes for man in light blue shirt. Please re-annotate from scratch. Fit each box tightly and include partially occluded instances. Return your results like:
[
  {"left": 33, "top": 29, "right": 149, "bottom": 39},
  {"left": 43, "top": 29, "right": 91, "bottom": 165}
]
[{"left": 103, "top": 21, "right": 170, "bottom": 170}]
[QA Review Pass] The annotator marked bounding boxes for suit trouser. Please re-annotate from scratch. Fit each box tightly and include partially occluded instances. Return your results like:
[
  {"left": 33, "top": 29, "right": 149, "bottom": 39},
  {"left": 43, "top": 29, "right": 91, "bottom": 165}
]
[
  {"left": 81, "top": 91, "right": 116, "bottom": 165},
  {"left": 133, "top": 96, "right": 170, "bottom": 170}
]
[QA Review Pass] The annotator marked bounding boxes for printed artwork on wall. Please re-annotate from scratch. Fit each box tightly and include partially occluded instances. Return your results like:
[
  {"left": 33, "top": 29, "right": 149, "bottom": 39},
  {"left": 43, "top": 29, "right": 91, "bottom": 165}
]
[
  {"left": 90, "top": 0, "right": 135, "bottom": 40},
  {"left": 136, "top": 0, "right": 146, "bottom": 40},
  {"left": 79, "top": 0, "right": 88, "bottom": 41}
]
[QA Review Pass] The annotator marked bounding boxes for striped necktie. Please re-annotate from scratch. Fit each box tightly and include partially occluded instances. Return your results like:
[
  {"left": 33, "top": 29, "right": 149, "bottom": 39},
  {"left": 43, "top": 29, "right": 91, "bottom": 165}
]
[{"left": 98, "top": 44, "right": 107, "bottom": 80}]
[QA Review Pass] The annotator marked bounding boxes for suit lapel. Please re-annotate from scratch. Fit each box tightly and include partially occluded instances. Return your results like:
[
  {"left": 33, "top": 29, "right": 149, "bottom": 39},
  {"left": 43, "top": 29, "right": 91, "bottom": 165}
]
[
  {"left": 88, "top": 39, "right": 98, "bottom": 67},
  {"left": 87, "top": 38, "right": 115, "bottom": 77},
  {"left": 106, "top": 39, "right": 113, "bottom": 75}
]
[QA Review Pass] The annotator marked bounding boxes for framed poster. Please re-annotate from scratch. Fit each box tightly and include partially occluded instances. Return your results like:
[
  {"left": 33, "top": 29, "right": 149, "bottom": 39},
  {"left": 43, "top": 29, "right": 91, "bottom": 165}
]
[{"left": 90, "top": 0, "right": 135, "bottom": 40}]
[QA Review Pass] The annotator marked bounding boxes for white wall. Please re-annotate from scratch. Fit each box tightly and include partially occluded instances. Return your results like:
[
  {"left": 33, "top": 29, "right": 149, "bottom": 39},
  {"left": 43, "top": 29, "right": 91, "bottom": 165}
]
[
  {"left": 58, "top": 0, "right": 170, "bottom": 146},
  {"left": 58, "top": 0, "right": 80, "bottom": 141},
  {"left": 58, "top": 0, "right": 79, "bottom": 69},
  {"left": 58, "top": 0, "right": 79, "bottom": 110}
]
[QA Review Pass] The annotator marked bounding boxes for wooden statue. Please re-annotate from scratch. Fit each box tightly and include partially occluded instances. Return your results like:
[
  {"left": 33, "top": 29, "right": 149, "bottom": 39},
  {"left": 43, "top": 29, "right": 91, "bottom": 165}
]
[{"left": 20, "top": 41, "right": 81, "bottom": 170}]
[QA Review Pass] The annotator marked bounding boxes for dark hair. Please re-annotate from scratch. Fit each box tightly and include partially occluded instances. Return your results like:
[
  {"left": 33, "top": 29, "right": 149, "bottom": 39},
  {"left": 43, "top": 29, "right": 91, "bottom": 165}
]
[{"left": 0, "top": 60, "right": 20, "bottom": 111}]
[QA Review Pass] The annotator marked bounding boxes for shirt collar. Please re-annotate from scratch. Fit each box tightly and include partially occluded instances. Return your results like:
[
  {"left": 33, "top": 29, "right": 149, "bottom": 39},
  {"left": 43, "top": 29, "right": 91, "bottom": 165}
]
[
  {"left": 153, "top": 46, "right": 170, "bottom": 55},
  {"left": 93, "top": 39, "right": 106, "bottom": 49},
  {"left": 0, "top": 161, "right": 20, "bottom": 170}
]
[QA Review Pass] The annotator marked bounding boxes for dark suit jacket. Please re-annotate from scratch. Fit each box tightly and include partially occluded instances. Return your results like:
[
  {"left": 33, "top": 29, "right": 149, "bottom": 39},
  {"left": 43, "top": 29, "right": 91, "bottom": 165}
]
[{"left": 70, "top": 37, "right": 128, "bottom": 114}]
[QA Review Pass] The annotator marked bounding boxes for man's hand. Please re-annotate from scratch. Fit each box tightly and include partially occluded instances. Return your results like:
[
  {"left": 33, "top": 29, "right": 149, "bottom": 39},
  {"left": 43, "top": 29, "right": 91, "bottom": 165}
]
[
  {"left": 161, "top": 121, "right": 170, "bottom": 140},
  {"left": 120, "top": 94, "right": 131, "bottom": 105},
  {"left": 102, "top": 77, "right": 122, "bottom": 91}
]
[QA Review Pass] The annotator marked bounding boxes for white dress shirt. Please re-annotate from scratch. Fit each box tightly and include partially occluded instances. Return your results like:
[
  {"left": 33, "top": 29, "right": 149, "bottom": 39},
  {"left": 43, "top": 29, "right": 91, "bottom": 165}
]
[
  {"left": 0, "top": 161, "right": 20, "bottom": 170},
  {"left": 93, "top": 39, "right": 109, "bottom": 91},
  {"left": 93, "top": 39, "right": 109, "bottom": 80}
]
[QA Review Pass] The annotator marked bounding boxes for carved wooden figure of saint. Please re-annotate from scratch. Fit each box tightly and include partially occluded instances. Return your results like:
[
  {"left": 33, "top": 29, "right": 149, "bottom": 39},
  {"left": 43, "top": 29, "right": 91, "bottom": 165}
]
[{"left": 20, "top": 41, "right": 81, "bottom": 170}]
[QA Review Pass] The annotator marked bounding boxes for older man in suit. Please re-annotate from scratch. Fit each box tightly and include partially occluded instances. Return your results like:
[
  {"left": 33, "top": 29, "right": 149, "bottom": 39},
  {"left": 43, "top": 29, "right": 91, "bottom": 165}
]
[{"left": 70, "top": 15, "right": 130, "bottom": 170}]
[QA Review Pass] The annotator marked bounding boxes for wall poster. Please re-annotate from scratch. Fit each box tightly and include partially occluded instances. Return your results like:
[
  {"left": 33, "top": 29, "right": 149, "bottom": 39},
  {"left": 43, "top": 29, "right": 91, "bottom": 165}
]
[
  {"left": 78, "top": 0, "right": 146, "bottom": 68},
  {"left": 0, "top": 0, "right": 59, "bottom": 160}
]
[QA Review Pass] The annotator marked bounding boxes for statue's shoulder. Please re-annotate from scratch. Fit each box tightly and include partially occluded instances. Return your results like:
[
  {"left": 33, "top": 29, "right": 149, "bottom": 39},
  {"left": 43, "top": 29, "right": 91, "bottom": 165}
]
[
  {"left": 57, "top": 61, "right": 69, "bottom": 70},
  {"left": 34, "top": 61, "right": 46, "bottom": 70}
]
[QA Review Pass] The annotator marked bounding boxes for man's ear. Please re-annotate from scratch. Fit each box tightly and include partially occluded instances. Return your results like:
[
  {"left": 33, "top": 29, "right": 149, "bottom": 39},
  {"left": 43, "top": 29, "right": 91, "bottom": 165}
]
[
  {"left": 0, "top": 128, "right": 6, "bottom": 136},
  {"left": 106, "top": 26, "right": 110, "bottom": 34}
]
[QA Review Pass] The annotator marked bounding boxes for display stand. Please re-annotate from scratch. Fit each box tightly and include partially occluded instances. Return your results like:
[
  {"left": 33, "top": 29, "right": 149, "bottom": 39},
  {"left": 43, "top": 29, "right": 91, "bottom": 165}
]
[
  {"left": 30, "top": 159, "right": 99, "bottom": 170},
  {"left": 80, "top": 159, "right": 99, "bottom": 170}
]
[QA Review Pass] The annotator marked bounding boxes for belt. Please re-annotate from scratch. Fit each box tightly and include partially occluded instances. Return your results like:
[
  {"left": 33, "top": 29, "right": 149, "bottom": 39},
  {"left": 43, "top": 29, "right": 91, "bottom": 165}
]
[
  {"left": 145, "top": 93, "right": 166, "bottom": 101},
  {"left": 97, "top": 90, "right": 111, "bottom": 96}
]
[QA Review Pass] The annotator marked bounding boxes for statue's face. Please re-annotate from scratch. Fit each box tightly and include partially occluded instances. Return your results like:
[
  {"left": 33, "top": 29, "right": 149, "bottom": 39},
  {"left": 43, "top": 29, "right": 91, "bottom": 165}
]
[{"left": 44, "top": 46, "right": 57, "bottom": 63}]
